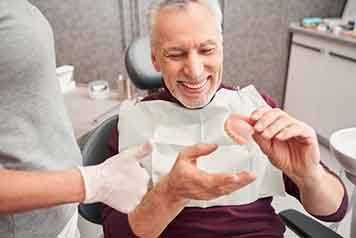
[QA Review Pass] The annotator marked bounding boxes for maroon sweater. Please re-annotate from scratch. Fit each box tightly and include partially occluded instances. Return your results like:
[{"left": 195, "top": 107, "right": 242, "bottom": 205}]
[{"left": 102, "top": 87, "right": 348, "bottom": 238}]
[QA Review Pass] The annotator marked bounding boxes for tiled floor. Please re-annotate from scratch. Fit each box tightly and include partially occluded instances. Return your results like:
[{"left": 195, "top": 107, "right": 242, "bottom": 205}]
[{"left": 78, "top": 144, "right": 355, "bottom": 238}]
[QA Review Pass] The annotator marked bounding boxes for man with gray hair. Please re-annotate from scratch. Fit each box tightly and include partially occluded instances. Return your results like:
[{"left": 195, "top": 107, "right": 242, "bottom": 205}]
[{"left": 102, "top": 0, "right": 348, "bottom": 237}]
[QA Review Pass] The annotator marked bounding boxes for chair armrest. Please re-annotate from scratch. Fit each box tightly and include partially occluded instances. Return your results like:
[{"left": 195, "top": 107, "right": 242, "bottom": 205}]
[
  {"left": 279, "top": 209, "right": 342, "bottom": 238},
  {"left": 78, "top": 203, "right": 103, "bottom": 225}
]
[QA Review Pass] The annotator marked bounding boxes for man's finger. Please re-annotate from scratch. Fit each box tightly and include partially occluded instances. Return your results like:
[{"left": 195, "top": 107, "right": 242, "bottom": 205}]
[
  {"left": 275, "top": 124, "right": 309, "bottom": 142},
  {"left": 224, "top": 171, "right": 256, "bottom": 185},
  {"left": 250, "top": 106, "right": 271, "bottom": 121},
  {"left": 179, "top": 144, "right": 218, "bottom": 161},
  {"left": 254, "top": 108, "right": 286, "bottom": 133},
  {"left": 208, "top": 171, "right": 256, "bottom": 196},
  {"left": 205, "top": 171, "right": 255, "bottom": 188},
  {"left": 260, "top": 116, "right": 294, "bottom": 140}
]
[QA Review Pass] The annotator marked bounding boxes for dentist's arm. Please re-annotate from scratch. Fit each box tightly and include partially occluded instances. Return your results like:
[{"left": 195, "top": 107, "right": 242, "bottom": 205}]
[
  {"left": 0, "top": 168, "right": 84, "bottom": 213},
  {"left": 0, "top": 143, "right": 151, "bottom": 214},
  {"left": 128, "top": 144, "right": 256, "bottom": 238}
]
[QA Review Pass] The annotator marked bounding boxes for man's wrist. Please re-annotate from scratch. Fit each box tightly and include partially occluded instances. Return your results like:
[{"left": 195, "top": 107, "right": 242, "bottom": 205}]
[
  {"left": 291, "top": 164, "right": 326, "bottom": 190},
  {"left": 128, "top": 176, "right": 188, "bottom": 237}
]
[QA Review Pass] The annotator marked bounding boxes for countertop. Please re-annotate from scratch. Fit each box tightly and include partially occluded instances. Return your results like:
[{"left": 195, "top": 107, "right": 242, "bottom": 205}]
[{"left": 289, "top": 22, "right": 356, "bottom": 46}]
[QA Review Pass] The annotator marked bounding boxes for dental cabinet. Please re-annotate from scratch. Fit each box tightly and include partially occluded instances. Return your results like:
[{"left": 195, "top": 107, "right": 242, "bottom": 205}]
[{"left": 284, "top": 23, "right": 356, "bottom": 145}]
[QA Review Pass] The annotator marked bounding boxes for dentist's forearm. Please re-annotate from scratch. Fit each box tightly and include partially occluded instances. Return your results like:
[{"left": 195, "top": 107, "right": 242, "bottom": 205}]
[
  {"left": 293, "top": 165, "right": 344, "bottom": 216},
  {"left": 0, "top": 169, "right": 85, "bottom": 214},
  {"left": 128, "top": 176, "right": 188, "bottom": 238}
]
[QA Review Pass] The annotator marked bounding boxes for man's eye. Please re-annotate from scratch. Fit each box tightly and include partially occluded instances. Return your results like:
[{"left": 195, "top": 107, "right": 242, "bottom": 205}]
[
  {"left": 167, "top": 54, "right": 184, "bottom": 60},
  {"left": 201, "top": 48, "right": 215, "bottom": 55}
]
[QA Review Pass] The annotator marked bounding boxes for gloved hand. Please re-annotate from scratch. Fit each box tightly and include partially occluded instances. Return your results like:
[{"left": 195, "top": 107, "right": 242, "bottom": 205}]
[{"left": 78, "top": 142, "right": 152, "bottom": 213}]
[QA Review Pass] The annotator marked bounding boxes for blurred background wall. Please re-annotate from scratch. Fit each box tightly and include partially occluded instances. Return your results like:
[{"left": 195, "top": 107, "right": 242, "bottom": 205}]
[{"left": 29, "top": 0, "right": 346, "bottom": 104}]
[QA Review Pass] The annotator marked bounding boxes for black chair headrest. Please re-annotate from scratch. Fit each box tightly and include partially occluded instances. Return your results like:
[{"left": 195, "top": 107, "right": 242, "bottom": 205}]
[{"left": 125, "top": 36, "right": 163, "bottom": 90}]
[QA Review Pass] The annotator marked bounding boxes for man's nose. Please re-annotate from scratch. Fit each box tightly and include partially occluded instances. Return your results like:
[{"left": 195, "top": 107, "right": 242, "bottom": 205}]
[{"left": 183, "top": 52, "right": 204, "bottom": 80}]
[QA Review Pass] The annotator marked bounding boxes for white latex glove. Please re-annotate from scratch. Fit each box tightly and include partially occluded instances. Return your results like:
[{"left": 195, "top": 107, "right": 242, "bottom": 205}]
[{"left": 78, "top": 142, "right": 152, "bottom": 213}]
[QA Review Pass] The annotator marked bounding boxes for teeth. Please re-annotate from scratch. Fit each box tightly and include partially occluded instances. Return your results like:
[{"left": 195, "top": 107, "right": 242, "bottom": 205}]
[{"left": 182, "top": 80, "right": 207, "bottom": 89}]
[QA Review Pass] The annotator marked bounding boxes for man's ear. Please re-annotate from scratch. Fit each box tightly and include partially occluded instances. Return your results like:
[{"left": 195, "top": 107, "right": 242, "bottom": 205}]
[{"left": 151, "top": 51, "right": 161, "bottom": 72}]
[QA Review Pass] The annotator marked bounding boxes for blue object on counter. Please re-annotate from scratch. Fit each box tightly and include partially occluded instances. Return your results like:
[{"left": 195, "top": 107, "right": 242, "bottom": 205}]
[{"left": 302, "top": 18, "right": 322, "bottom": 26}]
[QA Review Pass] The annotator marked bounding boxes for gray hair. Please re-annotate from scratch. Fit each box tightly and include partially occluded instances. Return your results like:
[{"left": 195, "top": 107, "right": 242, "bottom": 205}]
[{"left": 148, "top": 0, "right": 223, "bottom": 46}]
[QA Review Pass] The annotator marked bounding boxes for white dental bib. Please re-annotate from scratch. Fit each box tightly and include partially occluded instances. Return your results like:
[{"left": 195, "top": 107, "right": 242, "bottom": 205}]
[{"left": 118, "top": 85, "right": 286, "bottom": 208}]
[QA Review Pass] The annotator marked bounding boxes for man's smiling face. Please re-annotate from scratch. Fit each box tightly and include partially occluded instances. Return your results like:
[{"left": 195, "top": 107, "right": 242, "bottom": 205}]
[{"left": 151, "top": 2, "right": 223, "bottom": 109}]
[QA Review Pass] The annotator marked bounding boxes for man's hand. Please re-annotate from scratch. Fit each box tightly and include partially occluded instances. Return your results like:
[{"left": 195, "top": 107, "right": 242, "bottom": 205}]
[
  {"left": 128, "top": 143, "right": 255, "bottom": 238},
  {"left": 249, "top": 107, "right": 345, "bottom": 216},
  {"left": 78, "top": 142, "right": 151, "bottom": 213},
  {"left": 164, "top": 144, "right": 256, "bottom": 202},
  {"left": 250, "top": 107, "right": 321, "bottom": 184}
]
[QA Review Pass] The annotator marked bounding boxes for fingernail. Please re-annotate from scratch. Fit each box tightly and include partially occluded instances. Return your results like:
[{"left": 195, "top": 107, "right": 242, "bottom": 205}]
[
  {"left": 231, "top": 175, "right": 240, "bottom": 183},
  {"left": 249, "top": 172, "right": 257, "bottom": 180}
]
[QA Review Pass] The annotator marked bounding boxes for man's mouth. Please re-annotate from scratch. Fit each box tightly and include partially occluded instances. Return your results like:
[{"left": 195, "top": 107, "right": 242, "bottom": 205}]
[
  {"left": 179, "top": 75, "right": 212, "bottom": 91},
  {"left": 181, "top": 80, "right": 207, "bottom": 89}
]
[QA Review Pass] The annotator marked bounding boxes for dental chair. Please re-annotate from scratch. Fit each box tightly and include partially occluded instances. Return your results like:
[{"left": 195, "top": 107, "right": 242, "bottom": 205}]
[{"left": 125, "top": 36, "right": 163, "bottom": 91}]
